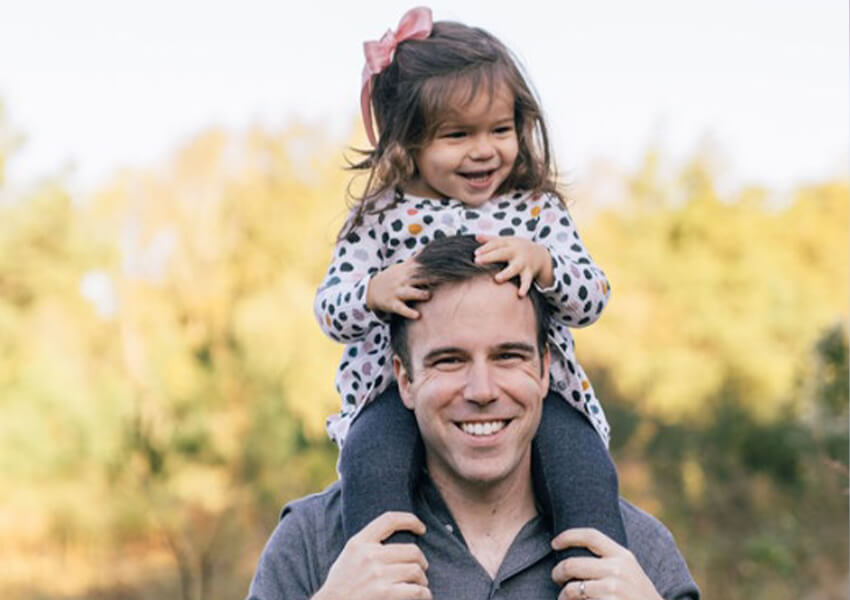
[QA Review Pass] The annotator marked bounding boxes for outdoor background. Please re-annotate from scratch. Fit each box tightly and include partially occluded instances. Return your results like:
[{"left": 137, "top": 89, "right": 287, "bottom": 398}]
[{"left": 0, "top": 1, "right": 847, "bottom": 599}]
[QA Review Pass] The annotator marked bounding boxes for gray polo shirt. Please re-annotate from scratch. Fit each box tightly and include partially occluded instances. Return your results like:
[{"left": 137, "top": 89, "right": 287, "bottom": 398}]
[{"left": 248, "top": 479, "right": 700, "bottom": 600}]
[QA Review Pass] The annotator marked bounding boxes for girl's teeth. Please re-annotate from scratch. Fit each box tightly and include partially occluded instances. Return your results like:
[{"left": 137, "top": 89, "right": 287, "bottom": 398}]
[{"left": 460, "top": 421, "right": 506, "bottom": 436}]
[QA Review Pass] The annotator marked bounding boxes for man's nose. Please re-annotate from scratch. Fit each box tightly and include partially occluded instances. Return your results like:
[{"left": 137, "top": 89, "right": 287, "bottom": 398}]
[{"left": 464, "top": 360, "right": 498, "bottom": 404}]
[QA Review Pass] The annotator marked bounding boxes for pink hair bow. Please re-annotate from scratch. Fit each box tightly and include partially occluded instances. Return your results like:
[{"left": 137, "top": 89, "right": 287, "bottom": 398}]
[{"left": 360, "top": 6, "right": 433, "bottom": 147}]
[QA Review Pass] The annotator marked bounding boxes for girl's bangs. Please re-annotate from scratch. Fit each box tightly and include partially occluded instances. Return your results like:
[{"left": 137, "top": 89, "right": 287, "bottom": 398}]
[{"left": 418, "top": 63, "right": 513, "bottom": 137}]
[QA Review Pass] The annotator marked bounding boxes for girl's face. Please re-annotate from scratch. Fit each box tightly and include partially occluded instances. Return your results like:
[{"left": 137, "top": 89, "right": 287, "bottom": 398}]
[{"left": 406, "top": 84, "right": 518, "bottom": 207}]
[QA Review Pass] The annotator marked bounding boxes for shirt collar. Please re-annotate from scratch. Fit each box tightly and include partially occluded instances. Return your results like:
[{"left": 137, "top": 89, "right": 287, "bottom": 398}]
[{"left": 415, "top": 470, "right": 554, "bottom": 581}]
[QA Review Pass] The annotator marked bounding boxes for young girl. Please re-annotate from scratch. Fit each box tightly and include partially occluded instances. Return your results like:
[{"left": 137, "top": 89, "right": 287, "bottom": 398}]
[{"left": 314, "top": 6, "right": 626, "bottom": 558}]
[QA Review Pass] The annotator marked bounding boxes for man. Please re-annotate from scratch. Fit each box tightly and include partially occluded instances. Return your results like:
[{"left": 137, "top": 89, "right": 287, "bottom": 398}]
[{"left": 248, "top": 235, "right": 699, "bottom": 600}]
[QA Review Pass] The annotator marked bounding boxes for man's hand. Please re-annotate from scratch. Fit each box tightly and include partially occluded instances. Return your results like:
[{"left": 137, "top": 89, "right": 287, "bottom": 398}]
[
  {"left": 474, "top": 234, "right": 554, "bottom": 296},
  {"left": 313, "top": 512, "right": 431, "bottom": 600},
  {"left": 366, "top": 258, "right": 431, "bottom": 319},
  {"left": 551, "top": 528, "right": 663, "bottom": 600}
]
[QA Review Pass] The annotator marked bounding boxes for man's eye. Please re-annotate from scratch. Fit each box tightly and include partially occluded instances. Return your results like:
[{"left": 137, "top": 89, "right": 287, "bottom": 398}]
[
  {"left": 496, "top": 352, "right": 524, "bottom": 361},
  {"left": 432, "top": 356, "right": 463, "bottom": 367}
]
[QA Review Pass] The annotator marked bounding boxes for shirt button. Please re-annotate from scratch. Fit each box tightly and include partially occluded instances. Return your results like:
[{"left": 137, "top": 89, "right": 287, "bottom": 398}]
[{"left": 444, "top": 523, "right": 454, "bottom": 533}]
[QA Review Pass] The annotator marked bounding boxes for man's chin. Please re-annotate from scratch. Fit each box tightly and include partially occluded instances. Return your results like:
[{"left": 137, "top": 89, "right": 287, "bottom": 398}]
[{"left": 443, "top": 457, "right": 522, "bottom": 489}]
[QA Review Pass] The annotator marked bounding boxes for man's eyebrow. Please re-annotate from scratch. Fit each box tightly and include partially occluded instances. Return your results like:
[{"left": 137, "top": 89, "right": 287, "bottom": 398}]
[
  {"left": 422, "top": 347, "right": 466, "bottom": 362},
  {"left": 422, "top": 342, "right": 537, "bottom": 363},
  {"left": 494, "top": 342, "right": 537, "bottom": 355}
]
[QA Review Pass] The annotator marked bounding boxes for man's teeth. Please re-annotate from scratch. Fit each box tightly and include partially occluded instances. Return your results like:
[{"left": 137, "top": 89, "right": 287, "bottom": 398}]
[{"left": 460, "top": 420, "right": 507, "bottom": 436}]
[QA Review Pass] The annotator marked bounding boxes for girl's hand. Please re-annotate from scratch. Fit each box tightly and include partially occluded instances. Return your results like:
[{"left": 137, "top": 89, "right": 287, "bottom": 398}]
[
  {"left": 366, "top": 257, "right": 431, "bottom": 319},
  {"left": 474, "top": 234, "right": 554, "bottom": 297},
  {"left": 551, "top": 528, "right": 663, "bottom": 600}
]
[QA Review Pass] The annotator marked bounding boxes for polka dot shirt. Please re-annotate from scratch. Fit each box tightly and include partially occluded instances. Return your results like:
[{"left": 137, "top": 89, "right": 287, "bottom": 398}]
[{"left": 314, "top": 189, "right": 612, "bottom": 447}]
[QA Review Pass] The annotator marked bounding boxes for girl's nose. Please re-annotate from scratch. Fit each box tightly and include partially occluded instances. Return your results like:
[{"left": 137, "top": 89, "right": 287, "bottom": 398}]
[
  {"left": 468, "top": 135, "right": 496, "bottom": 160},
  {"left": 464, "top": 361, "right": 498, "bottom": 405}
]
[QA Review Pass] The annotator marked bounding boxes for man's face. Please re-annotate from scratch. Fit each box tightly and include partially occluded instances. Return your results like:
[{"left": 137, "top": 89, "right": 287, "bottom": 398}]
[{"left": 394, "top": 276, "right": 549, "bottom": 491}]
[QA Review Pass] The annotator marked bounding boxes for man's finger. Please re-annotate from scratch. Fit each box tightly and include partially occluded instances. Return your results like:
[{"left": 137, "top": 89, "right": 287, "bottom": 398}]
[
  {"left": 378, "top": 543, "right": 430, "bottom": 571},
  {"left": 390, "top": 582, "right": 432, "bottom": 600},
  {"left": 381, "top": 561, "right": 429, "bottom": 586},
  {"left": 551, "top": 556, "right": 609, "bottom": 586},
  {"left": 552, "top": 527, "right": 624, "bottom": 558},
  {"left": 356, "top": 511, "right": 426, "bottom": 543},
  {"left": 558, "top": 579, "right": 595, "bottom": 600}
]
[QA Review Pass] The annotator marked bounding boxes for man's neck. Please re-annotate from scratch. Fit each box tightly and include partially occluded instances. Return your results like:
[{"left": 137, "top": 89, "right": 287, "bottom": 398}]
[{"left": 427, "top": 456, "right": 538, "bottom": 578}]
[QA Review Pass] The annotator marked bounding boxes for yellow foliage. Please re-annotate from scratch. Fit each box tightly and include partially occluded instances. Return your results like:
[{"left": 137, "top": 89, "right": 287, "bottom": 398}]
[
  {"left": 681, "top": 459, "right": 705, "bottom": 502},
  {"left": 0, "top": 118, "right": 846, "bottom": 598},
  {"left": 578, "top": 165, "right": 848, "bottom": 424}
]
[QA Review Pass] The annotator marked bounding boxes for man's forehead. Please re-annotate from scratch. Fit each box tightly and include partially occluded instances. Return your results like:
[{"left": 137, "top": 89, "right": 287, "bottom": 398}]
[{"left": 408, "top": 277, "right": 537, "bottom": 355}]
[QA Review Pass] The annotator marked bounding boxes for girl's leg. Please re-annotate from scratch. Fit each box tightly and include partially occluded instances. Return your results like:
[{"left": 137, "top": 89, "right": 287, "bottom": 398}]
[
  {"left": 339, "top": 383, "right": 423, "bottom": 544},
  {"left": 532, "top": 391, "right": 628, "bottom": 560}
]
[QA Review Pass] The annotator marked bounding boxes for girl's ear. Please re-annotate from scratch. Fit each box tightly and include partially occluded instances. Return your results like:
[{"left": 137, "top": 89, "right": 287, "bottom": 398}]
[{"left": 393, "top": 355, "right": 416, "bottom": 410}]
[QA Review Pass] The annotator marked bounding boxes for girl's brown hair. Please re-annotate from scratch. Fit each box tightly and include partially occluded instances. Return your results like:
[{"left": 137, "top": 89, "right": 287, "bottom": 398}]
[{"left": 342, "top": 20, "right": 563, "bottom": 239}]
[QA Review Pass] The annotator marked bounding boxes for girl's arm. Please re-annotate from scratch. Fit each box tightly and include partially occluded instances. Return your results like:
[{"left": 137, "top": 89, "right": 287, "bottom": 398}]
[
  {"left": 533, "top": 197, "right": 611, "bottom": 328},
  {"left": 313, "top": 211, "right": 387, "bottom": 343}
]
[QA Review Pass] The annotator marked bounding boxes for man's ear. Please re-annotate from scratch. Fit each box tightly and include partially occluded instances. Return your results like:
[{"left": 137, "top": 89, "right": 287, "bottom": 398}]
[{"left": 393, "top": 355, "right": 415, "bottom": 410}]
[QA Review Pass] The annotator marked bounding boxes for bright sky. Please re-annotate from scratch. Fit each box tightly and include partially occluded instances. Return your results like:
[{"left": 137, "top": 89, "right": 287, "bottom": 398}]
[{"left": 1, "top": 0, "right": 847, "bottom": 194}]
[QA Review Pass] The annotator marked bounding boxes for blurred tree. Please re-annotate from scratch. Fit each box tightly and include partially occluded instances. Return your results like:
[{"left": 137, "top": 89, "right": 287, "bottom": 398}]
[
  {"left": 577, "top": 150, "right": 849, "bottom": 424},
  {"left": 0, "top": 122, "right": 351, "bottom": 599},
  {"left": 0, "top": 122, "right": 846, "bottom": 600},
  {"left": 606, "top": 323, "right": 849, "bottom": 600},
  {"left": 87, "top": 126, "right": 349, "bottom": 599}
]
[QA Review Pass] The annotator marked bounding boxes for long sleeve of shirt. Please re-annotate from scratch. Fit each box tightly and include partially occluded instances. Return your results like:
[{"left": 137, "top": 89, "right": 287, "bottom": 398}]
[
  {"left": 313, "top": 210, "right": 388, "bottom": 344},
  {"left": 533, "top": 197, "right": 611, "bottom": 328}
]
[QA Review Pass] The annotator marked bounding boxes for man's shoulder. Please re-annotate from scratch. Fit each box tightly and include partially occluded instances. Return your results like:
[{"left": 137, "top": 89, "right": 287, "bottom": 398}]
[
  {"left": 619, "top": 498, "right": 700, "bottom": 600},
  {"left": 619, "top": 498, "right": 677, "bottom": 546},
  {"left": 247, "top": 482, "right": 344, "bottom": 600},
  {"left": 280, "top": 480, "right": 343, "bottom": 523},
  {"left": 278, "top": 480, "right": 346, "bottom": 556}
]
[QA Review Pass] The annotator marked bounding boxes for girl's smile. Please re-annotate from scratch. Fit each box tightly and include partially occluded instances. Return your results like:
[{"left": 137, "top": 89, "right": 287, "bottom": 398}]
[{"left": 405, "top": 85, "right": 519, "bottom": 207}]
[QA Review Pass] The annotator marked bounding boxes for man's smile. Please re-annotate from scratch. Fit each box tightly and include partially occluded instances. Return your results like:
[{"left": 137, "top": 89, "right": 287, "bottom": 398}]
[{"left": 456, "top": 419, "right": 512, "bottom": 437}]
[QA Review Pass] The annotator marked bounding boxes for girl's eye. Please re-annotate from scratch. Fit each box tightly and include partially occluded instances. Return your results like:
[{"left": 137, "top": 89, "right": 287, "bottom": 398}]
[
  {"left": 494, "top": 126, "right": 514, "bottom": 135},
  {"left": 442, "top": 131, "right": 467, "bottom": 139}
]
